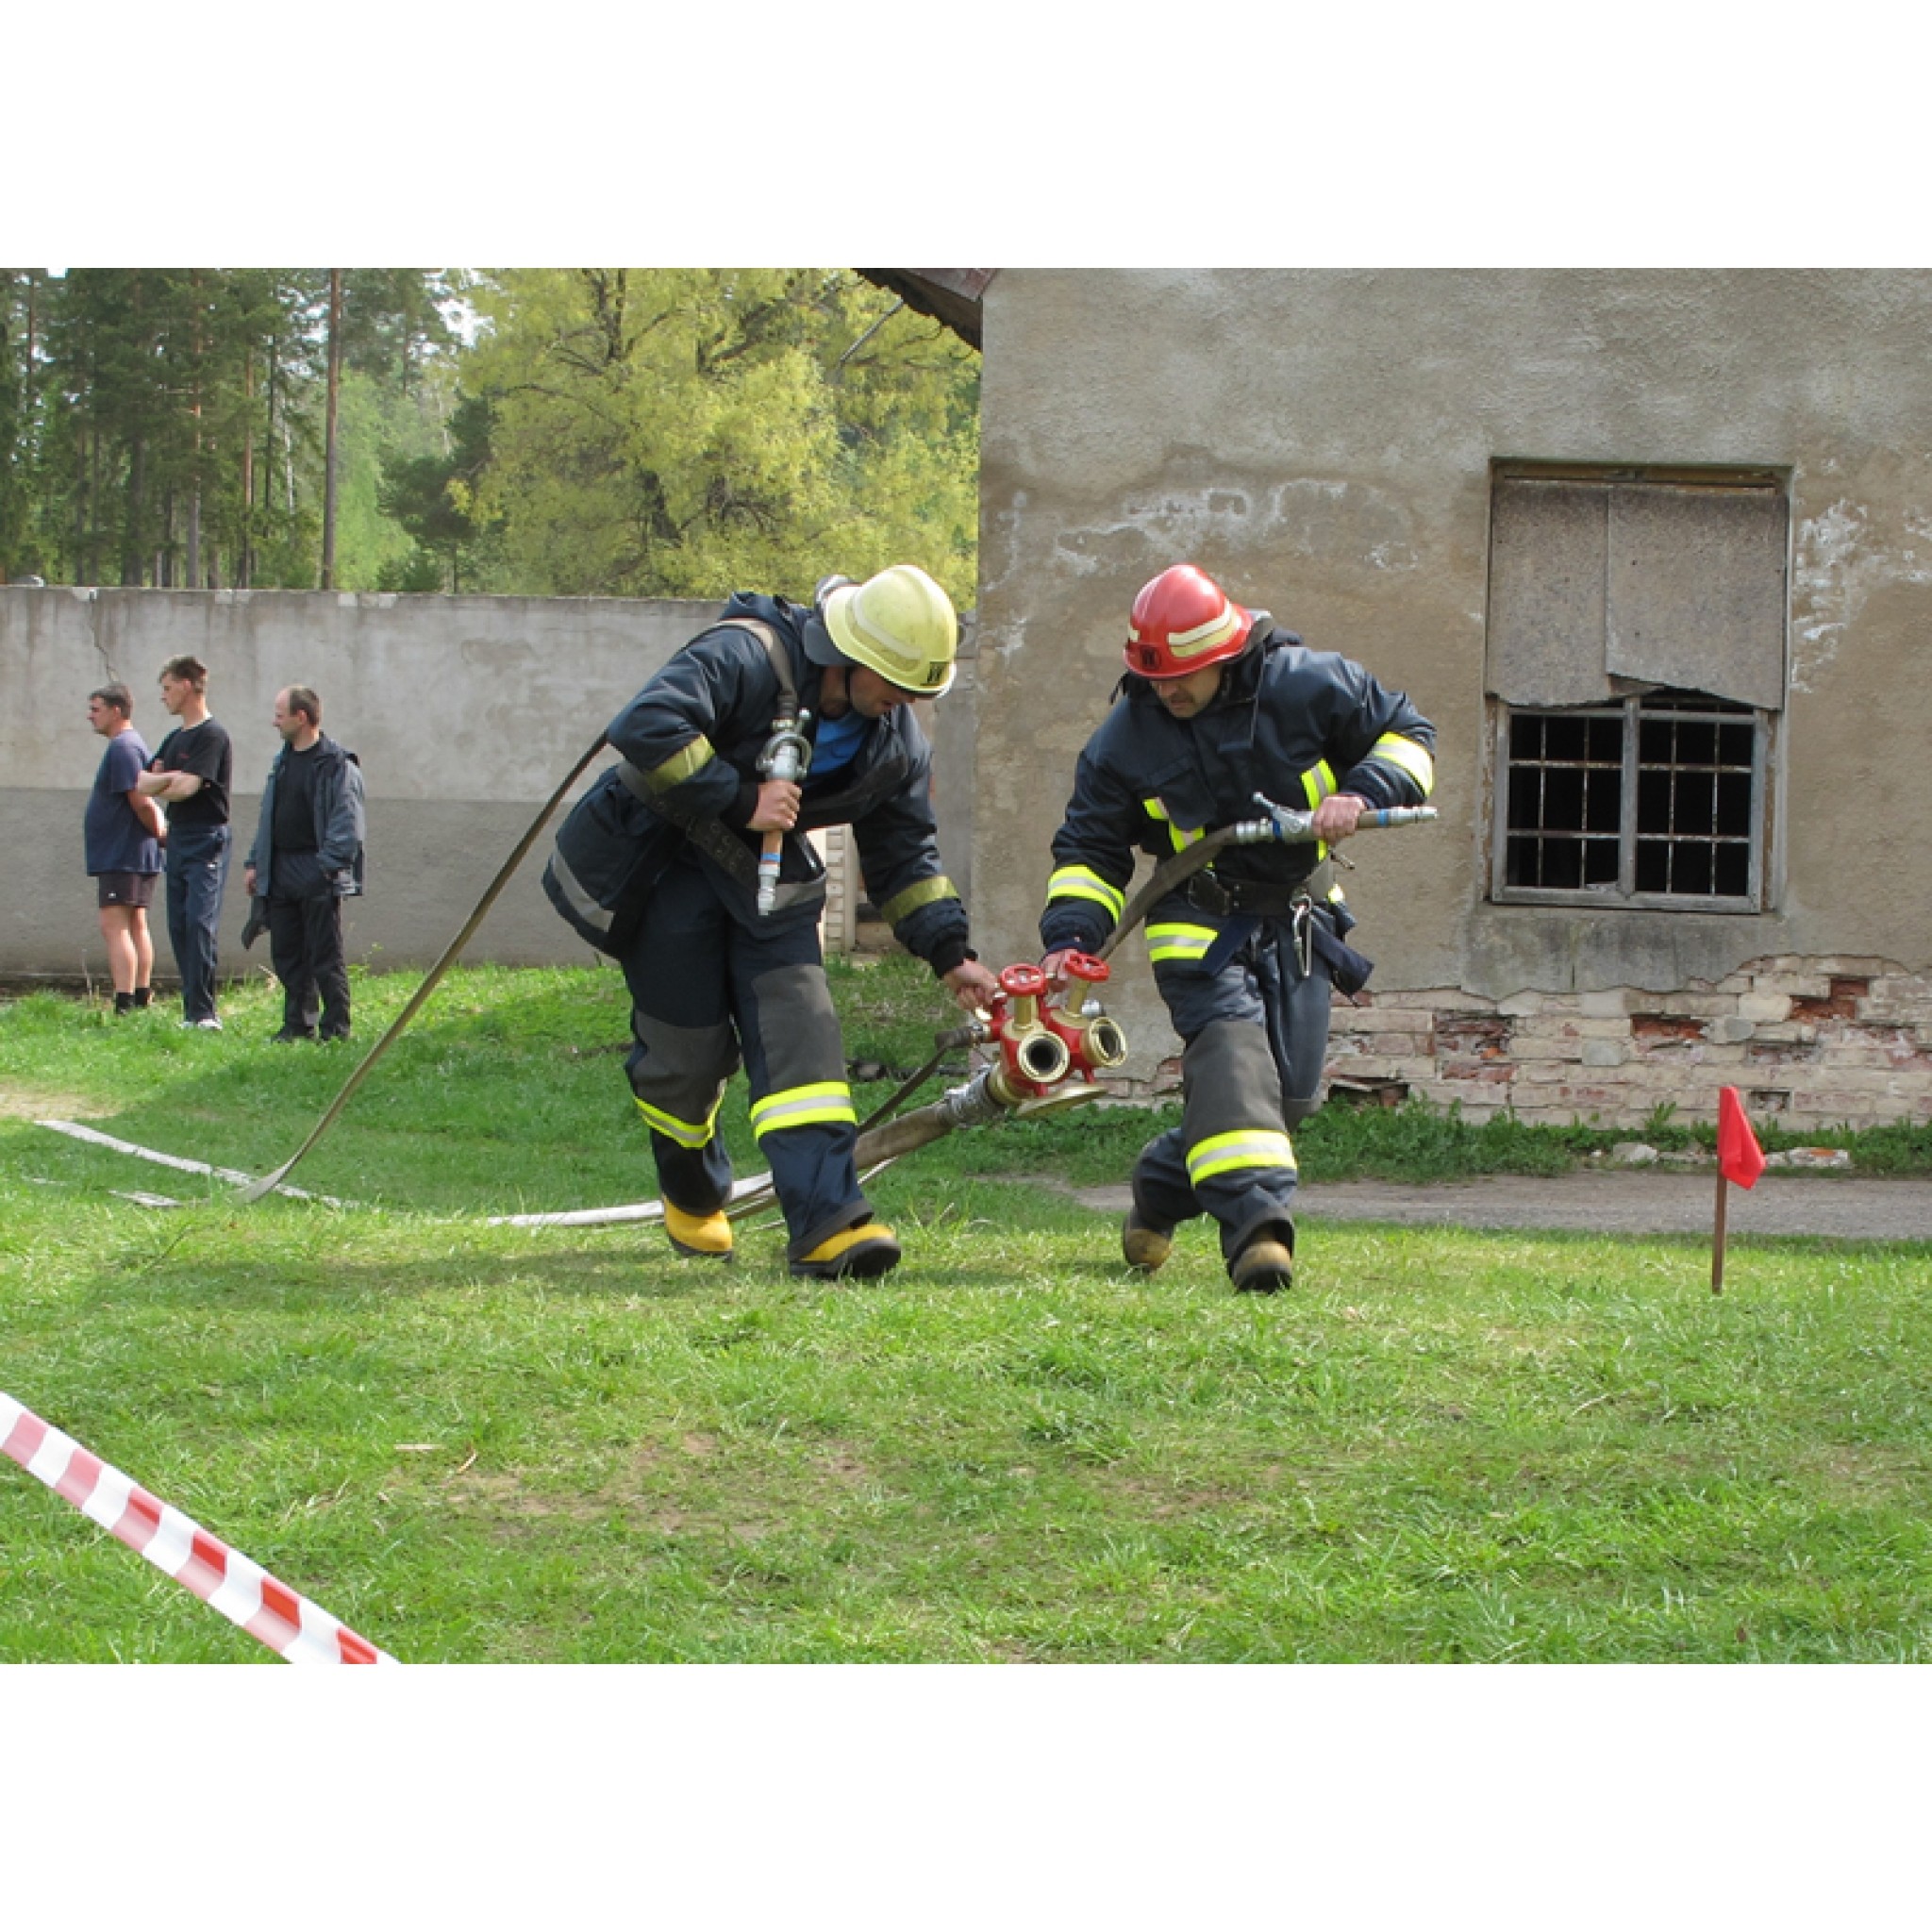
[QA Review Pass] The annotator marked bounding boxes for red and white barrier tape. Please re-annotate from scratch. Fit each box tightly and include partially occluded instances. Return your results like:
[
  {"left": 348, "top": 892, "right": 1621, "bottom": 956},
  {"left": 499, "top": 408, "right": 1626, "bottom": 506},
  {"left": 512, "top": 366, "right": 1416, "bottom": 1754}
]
[{"left": 1, "top": 1391, "right": 397, "bottom": 1665}]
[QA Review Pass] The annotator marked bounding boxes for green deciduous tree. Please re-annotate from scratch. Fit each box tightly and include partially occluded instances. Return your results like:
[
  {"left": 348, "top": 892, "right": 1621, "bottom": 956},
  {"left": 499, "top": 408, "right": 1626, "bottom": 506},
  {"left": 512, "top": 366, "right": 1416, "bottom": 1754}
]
[
  {"left": 456, "top": 269, "right": 978, "bottom": 607},
  {"left": 4, "top": 268, "right": 978, "bottom": 605}
]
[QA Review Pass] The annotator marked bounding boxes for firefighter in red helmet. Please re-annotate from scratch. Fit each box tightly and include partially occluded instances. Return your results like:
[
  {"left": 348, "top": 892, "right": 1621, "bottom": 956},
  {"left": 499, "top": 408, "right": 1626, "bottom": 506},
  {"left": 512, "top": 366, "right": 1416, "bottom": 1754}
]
[
  {"left": 1124, "top": 563, "right": 1253, "bottom": 680},
  {"left": 1039, "top": 563, "right": 1436, "bottom": 1293}
]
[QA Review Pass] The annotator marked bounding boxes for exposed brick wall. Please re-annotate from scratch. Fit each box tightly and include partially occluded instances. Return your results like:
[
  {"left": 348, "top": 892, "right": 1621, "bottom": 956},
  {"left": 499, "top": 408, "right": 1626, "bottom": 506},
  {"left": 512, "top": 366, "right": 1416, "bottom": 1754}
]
[
  {"left": 1321, "top": 958, "right": 1932, "bottom": 1129},
  {"left": 1108, "top": 956, "right": 1932, "bottom": 1130},
  {"left": 813, "top": 826, "right": 854, "bottom": 956}
]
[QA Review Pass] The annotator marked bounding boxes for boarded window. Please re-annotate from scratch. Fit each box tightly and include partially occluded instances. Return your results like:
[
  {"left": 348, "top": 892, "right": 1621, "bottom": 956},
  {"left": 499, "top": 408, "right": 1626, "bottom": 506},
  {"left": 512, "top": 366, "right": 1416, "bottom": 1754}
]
[
  {"left": 1486, "top": 466, "right": 1785, "bottom": 912},
  {"left": 1486, "top": 466, "right": 1788, "bottom": 711}
]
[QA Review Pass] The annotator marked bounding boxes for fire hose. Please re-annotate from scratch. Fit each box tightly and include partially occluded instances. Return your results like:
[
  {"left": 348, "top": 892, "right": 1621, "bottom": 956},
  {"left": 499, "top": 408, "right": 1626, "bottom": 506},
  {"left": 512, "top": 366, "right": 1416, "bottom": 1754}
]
[
  {"left": 831, "top": 798, "right": 1437, "bottom": 1166},
  {"left": 491, "top": 796, "right": 1436, "bottom": 1229},
  {"left": 1098, "top": 795, "right": 1436, "bottom": 964},
  {"left": 864, "top": 798, "right": 1435, "bottom": 1130},
  {"left": 234, "top": 747, "right": 1429, "bottom": 1214},
  {"left": 242, "top": 701, "right": 849, "bottom": 1200},
  {"left": 490, "top": 951, "right": 1132, "bottom": 1228},
  {"left": 236, "top": 729, "right": 613, "bottom": 1204}
]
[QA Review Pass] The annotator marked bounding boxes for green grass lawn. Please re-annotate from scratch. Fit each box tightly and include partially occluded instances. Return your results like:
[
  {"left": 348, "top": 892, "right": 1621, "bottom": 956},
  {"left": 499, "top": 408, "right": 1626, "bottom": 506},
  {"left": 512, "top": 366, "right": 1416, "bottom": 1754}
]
[{"left": 4, "top": 959, "right": 1931, "bottom": 1663}]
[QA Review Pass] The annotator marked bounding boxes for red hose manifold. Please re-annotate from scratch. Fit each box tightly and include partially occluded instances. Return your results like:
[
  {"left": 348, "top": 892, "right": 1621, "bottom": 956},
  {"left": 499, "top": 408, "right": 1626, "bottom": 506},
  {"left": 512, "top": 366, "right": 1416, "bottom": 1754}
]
[
  {"left": 1041, "top": 952, "right": 1129, "bottom": 1074},
  {"left": 982, "top": 954, "right": 1128, "bottom": 1110}
]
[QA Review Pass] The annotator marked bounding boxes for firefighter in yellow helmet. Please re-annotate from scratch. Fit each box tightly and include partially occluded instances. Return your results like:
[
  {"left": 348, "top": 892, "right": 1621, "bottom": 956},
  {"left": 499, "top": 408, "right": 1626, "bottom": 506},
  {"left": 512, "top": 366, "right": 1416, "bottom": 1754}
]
[{"left": 545, "top": 564, "right": 999, "bottom": 1278}]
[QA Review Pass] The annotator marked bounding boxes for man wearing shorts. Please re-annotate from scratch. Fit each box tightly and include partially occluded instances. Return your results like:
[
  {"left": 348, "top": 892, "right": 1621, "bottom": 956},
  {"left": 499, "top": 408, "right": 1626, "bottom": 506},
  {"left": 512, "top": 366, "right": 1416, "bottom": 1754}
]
[{"left": 84, "top": 683, "right": 165, "bottom": 1015}]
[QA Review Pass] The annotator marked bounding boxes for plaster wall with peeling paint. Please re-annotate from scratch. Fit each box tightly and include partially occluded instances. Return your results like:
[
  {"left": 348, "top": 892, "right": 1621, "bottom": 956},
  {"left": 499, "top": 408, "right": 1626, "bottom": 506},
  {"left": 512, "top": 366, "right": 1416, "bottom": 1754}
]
[
  {"left": 0, "top": 588, "right": 718, "bottom": 978},
  {"left": 0, "top": 588, "right": 977, "bottom": 984},
  {"left": 972, "top": 268, "right": 1932, "bottom": 1124}
]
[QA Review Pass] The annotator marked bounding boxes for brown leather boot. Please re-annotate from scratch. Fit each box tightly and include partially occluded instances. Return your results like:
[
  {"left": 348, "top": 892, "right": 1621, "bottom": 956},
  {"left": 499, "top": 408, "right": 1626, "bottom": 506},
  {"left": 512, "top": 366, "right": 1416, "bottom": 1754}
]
[
  {"left": 1122, "top": 1203, "right": 1174, "bottom": 1273},
  {"left": 1230, "top": 1239, "right": 1294, "bottom": 1294}
]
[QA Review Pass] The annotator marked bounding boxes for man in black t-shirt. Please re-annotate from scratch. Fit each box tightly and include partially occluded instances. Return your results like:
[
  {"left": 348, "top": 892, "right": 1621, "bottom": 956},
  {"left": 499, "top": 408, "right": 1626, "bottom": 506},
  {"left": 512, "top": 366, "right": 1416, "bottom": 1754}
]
[{"left": 137, "top": 655, "right": 235, "bottom": 1030}]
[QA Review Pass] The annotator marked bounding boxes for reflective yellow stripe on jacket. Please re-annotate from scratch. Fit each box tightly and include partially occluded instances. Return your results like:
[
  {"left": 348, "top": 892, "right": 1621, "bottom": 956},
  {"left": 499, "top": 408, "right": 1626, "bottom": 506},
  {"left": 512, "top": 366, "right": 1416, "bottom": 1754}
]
[
  {"left": 1142, "top": 797, "right": 1208, "bottom": 856},
  {"left": 1367, "top": 732, "right": 1435, "bottom": 796},
  {"left": 1045, "top": 865, "right": 1125, "bottom": 924},
  {"left": 1187, "top": 1128, "right": 1297, "bottom": 1187},
  {"left": 643, "top": 737, "right": 716, "bottom": 792},
  {"left": 877, "top": 875, "right": 961, "bottom": 924},
  {"left": 750, "top": 1081, "right": 858, "bottom": 1141}
]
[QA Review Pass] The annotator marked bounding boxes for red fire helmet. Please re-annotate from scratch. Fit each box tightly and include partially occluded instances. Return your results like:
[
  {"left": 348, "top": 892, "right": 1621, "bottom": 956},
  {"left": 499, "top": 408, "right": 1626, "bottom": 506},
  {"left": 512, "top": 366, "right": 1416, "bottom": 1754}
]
[{"left": 1124, "top": 564, "right": 1253, "bottom": 679}]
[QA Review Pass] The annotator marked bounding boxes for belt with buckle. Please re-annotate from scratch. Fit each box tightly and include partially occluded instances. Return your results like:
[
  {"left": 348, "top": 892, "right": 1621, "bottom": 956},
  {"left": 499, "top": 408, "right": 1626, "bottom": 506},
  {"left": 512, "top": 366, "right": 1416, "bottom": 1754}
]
[{"left": 1185, "top": 866, "right": 1324, "bottom": 919}]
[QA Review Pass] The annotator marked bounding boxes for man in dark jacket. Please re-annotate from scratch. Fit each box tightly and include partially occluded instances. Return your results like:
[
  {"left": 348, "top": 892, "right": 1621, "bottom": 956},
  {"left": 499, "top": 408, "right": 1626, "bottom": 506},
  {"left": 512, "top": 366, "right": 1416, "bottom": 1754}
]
[
  {"left": 1039, "top": 564, "right": 1436, "bottom": 1294},
  {"left": 243, "top": 685, "right": 366, "bottom": 1043},
  {"left": 544, "top": 564, "right": 999, "bottom": 1279}
]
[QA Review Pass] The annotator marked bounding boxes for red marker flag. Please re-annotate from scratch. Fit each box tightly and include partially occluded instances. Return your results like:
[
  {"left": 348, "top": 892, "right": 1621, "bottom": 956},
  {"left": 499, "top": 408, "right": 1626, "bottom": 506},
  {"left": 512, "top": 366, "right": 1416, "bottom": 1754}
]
[{"left": 1717, "top": 1086, "right": 1766, "bottom": 1190}]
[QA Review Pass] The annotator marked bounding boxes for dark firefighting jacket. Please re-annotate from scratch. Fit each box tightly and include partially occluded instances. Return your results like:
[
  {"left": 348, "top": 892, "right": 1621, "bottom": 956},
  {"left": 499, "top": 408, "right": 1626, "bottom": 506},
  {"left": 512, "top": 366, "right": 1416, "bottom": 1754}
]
[
  {"left": 544, "top": 591, "right": 974, "bottom": 975},
  {"left": 1039, "top": 622, "right": 1436, "bottom": 957}
]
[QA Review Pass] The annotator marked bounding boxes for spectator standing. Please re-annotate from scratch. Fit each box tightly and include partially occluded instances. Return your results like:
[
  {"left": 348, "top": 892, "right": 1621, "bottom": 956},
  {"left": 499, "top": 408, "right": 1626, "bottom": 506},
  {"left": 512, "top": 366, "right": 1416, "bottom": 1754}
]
[
  {"left": 83, "top": 683, "right": 164, "bottom": 1014},
  {"left": 243, "top": 685, "right": 366, "bottom": 1042},
  {"left": 137, "top": 655, "right": 234, "bottom": 1030}
]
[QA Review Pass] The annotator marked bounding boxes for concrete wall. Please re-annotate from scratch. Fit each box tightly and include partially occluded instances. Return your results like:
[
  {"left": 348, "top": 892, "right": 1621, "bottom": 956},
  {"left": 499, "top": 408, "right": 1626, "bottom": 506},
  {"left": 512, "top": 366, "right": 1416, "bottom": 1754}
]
[
  {"left": 972, "top": 269, "right": 1932, "bottom": 1126},
  {"left": 1, "top": 586, "right": 977, "bottom": 986}
]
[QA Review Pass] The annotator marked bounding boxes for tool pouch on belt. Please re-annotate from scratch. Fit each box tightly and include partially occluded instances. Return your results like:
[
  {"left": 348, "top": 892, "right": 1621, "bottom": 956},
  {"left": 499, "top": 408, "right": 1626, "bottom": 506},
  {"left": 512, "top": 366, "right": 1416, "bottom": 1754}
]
[
  {"left": 1309, "top": 917, "right": 1374, "bottom": 998},
  {"left": 542, "top": 768, "right": 670, "bottom": 958}
]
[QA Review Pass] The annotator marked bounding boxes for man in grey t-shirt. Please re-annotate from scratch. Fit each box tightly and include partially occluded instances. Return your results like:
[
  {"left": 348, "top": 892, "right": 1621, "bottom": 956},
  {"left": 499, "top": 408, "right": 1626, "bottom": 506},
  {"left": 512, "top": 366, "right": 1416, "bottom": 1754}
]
[{"left": 85, "top": 683, "right": 166, "bottom": 1015}]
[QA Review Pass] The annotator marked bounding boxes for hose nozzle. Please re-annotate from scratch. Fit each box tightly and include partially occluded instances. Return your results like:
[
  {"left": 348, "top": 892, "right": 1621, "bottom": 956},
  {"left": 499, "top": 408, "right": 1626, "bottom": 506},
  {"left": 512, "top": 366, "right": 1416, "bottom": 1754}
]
[{"left": 756, "top": 710, "right": 813, "bottom": 916}]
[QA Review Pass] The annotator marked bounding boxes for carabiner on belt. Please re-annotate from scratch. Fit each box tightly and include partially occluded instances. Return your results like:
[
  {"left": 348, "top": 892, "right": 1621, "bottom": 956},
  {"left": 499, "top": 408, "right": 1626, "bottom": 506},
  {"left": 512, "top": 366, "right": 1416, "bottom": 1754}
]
[{"left": 1290, "top": 891, "right": 1313, "bottom": 979}]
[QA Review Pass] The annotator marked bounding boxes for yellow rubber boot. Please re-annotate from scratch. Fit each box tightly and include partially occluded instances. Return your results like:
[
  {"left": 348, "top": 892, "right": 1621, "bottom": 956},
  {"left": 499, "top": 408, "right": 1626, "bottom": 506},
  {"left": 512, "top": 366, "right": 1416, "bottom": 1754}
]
[
  {"left": 664, "top": 1202, "right": 733, "bottom": 1259},
  {"left": 791, "top": 1222, "right": 902, "bottom": 1280}
]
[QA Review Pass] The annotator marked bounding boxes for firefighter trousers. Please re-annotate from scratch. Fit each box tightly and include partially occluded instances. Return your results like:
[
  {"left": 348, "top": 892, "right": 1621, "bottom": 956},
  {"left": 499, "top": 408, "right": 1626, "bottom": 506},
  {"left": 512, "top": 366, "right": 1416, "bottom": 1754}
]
[
  {"left": 1133, "top": 906, "right": 1336, "bottom": 1271},
  {"left": 618, "top": 852, "right": 871, "bottom": 1261}
]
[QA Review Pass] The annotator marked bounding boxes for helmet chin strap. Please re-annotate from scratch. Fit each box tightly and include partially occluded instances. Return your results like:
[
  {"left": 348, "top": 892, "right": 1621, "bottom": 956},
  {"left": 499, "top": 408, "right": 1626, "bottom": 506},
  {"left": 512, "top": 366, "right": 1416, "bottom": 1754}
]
[{"left": 818, "top": 663, "right": 851, "bottom": 719}]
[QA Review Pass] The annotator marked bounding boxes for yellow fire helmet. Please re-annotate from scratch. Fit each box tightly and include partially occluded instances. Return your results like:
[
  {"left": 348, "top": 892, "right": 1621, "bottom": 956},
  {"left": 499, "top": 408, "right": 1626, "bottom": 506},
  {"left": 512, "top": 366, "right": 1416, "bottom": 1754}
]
[{"left": 821, "top": 563, "right": 959, "bottom": 697}]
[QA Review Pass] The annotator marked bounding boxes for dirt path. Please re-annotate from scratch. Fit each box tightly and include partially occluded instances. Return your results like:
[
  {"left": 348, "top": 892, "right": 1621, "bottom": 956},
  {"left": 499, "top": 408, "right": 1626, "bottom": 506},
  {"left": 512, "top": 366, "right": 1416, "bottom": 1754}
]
[{"left": 1064, "top": 1173, "right": 1932, "bottom": 1241}]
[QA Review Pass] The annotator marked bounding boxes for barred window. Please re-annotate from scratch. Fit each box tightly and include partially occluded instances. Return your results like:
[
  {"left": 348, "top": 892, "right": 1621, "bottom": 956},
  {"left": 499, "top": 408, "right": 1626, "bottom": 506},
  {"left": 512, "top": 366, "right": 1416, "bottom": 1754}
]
[{"left": 1494, "top": 689, "right": 1768, "bottom": 908}]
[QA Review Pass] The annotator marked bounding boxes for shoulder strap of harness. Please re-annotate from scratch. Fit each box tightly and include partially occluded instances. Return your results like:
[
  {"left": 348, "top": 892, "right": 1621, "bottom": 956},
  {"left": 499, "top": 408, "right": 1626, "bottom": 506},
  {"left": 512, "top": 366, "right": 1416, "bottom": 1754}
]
[{"left": 734, "top": 618, "right": 797, "bottom": 721}]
